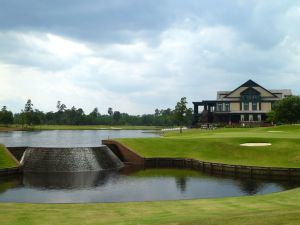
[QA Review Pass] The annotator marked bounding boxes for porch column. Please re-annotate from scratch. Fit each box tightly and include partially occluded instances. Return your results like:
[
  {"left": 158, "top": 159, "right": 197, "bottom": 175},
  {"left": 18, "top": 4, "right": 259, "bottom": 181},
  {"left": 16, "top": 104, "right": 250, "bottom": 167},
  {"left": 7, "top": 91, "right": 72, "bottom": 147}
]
[{"left": 193, "top": 103, "right": 198, "bottom": 115}]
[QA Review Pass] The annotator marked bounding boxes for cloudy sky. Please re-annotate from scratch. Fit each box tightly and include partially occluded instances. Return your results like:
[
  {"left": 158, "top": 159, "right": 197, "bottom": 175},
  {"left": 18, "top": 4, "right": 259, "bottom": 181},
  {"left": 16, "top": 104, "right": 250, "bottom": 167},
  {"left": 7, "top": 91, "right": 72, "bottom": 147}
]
[{"left": 1, "top": 0, "right": 300, "bottom": 114}]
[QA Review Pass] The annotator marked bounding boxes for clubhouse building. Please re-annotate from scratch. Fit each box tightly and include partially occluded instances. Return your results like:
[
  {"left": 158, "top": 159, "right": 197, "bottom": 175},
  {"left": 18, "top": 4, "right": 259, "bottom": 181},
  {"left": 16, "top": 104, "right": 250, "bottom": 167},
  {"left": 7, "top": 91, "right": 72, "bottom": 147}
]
[{"left": 193, "top": 80, "right": 292, "bottom": 125}]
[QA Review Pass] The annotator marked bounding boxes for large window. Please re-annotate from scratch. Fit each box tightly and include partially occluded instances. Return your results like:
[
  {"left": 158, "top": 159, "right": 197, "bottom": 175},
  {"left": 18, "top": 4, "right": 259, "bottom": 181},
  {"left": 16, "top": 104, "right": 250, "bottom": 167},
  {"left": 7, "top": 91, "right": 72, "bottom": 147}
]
[{"left": 241, "top": 88, "right": 261, "bottom": 112}]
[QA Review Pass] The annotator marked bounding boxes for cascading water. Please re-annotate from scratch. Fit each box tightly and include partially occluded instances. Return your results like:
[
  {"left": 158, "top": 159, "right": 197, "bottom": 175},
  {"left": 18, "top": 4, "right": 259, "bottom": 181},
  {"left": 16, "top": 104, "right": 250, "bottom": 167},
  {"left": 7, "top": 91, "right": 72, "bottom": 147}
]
[{"left": 20, "top": 146, "right": 124, "bottom": 172}]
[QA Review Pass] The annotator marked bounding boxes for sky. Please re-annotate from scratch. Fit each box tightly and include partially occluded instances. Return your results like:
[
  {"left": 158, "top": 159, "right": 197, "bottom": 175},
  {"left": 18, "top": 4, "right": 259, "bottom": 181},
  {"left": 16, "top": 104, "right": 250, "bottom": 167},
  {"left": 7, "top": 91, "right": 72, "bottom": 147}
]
[{"left": 1, "top": 0, "right": 300, "bottom": 115}]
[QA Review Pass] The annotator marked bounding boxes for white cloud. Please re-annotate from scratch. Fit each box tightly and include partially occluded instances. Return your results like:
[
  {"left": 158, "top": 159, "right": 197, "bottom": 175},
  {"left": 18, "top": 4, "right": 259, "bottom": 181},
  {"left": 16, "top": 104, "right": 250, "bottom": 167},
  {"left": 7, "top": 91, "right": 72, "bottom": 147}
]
[{"left": 1, "top": 2, "right": 300, "bottom": 114}]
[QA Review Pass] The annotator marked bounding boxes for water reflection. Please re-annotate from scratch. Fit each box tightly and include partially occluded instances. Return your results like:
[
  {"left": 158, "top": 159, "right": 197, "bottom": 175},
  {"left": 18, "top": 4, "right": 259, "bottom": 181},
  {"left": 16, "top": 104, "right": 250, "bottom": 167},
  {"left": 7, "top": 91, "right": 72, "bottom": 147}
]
[
  {"left": 236, "top": 179, "right": 265, "bottom": 195},
  {"left": 23, "top": 171, "right": 119, "bottom": 190},
  {"left": 176, "top": 177, "right": 188, "bottom": 193},
  {"left": 0, "top": 168, "right": 299, "bottom": 203}
]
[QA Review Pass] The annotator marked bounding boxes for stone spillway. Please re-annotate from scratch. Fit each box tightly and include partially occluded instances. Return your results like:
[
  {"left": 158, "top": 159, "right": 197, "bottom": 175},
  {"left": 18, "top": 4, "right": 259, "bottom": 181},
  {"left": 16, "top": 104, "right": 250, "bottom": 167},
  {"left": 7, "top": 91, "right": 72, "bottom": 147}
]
[{"left": 20, "top": 146, "right": 124, "bottom": 172}]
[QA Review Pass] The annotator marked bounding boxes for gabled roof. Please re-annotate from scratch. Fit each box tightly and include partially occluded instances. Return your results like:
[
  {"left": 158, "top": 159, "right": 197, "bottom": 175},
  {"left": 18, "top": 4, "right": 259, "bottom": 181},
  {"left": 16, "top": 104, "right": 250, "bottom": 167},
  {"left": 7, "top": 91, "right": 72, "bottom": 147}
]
[{"left": 224, "top": 79, "right": 278, "bottom": 98}]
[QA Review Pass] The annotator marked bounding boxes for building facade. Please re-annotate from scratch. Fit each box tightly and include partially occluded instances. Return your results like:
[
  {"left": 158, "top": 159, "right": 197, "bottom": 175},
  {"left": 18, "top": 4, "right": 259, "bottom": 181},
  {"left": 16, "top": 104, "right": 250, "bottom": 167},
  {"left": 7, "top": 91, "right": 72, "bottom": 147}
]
[{"left": 193, "top": 80, "right": 292, "bottom": 125}]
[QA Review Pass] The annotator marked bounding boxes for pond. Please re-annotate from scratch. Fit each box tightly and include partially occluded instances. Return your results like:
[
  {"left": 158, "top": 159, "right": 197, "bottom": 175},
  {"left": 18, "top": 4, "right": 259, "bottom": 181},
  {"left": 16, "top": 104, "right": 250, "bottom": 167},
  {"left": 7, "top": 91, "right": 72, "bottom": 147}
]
[
  {"left": 0, "top": 130, "right": 159, "bottom": 147},
  {"left": 0, "top": 130, "right": 299, "bottom": 203},
  {"left": 0, "top": 167, "right": 299, "bottom": 203}
]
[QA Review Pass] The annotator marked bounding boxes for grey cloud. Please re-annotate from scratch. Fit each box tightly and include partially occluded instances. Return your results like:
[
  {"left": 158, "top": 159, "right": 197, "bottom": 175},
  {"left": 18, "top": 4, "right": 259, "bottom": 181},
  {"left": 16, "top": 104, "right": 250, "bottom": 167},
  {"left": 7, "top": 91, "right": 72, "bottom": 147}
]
[
  {"left": 0, "top": 0, "right": 296, "bottom": 47},
  {"left": 0, "top": 0, "right": 171, "bottom": 44}
]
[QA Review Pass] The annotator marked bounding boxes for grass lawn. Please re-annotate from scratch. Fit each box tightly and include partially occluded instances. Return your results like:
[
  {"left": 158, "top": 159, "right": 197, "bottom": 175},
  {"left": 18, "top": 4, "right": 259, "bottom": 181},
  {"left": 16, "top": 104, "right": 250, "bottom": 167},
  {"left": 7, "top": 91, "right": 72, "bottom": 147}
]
[
  {"left": 0, "top": 124, "right": 163, "bottom": 131},
  {"left": 117, "top": 125, "right": 300, "bottom": 168},
  {"left": 1, "top": 125, "right": 300, "bottom": 224},
  {"left": 0, "top": 188, "right": 300, "bottom": 225},
  {"left": 0, "top": 144, "right": 18, "bottom": 169}
]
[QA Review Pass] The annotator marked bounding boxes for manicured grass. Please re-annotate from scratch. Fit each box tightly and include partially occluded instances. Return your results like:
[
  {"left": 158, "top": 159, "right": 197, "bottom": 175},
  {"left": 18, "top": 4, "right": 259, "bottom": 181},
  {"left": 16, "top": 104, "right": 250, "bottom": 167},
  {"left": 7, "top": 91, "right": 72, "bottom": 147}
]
[
  {"left": 1, "top": 125, "right": 300, "bottom": 225},
  {"left": 0, "top": 144, "right": 18, "bottom": 169},
  {"left": 118, "top": 125, "right": 300, "bottom": 168},
  {"left": 0, "top": 188, "right": 300, "bottom": 225},
  {"left": 0, "top": 124, "right": 163, "bottom": 131}
]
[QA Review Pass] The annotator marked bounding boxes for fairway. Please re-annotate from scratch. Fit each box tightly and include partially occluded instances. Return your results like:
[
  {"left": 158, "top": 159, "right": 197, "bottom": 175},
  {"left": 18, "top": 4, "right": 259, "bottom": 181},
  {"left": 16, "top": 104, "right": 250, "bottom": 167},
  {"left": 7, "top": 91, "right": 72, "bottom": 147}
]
[{"left": 117, "top": 125, "right": 300, "bottom": 168}]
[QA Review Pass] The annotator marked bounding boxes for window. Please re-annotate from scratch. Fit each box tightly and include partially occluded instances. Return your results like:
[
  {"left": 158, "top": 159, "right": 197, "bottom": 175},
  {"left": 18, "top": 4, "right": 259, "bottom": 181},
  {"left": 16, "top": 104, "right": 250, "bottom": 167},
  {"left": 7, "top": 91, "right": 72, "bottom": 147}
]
[
  {"left": 240, "top": 114, "right": 244, "bottom": 122},
  {"left": 217, "top": 103, "right": 223, "bottom": 112},
  {"left": 258, "top": 114, "right": 262, "bottom": 121},
  {"left": 252, "top": 95, "right": 260, "bottom": 102},
  {"left": 253, "top": 114, "right": 258, "bottom": 121},
  {"left": 252, "top": 102, "right": 257, "bottom": 111},
  {"left": 244, "top": 102, "right": 249, "bottom": 111},
  {"left": 244, "top": 114, "right": 249, "bottom": 121},
  {"left": 241, "top": 90, "right": 261, "bottom": 112},
  {"left": 225, "top": 103, "right": 230, "bottom": 111},
  {"left": 249, "top": 114, "right": 253, "bottom": 121}
]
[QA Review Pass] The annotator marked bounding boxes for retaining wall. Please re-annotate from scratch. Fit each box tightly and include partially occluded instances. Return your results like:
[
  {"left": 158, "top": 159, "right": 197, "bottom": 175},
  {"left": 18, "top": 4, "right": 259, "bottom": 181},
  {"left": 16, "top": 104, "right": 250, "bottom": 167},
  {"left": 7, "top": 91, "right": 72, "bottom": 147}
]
[
  {"left": 0, "top": 167, "right": 22, "bottom": 176},
  {"left": 102, "top": 140, "right": 144, "bottom": 165}
]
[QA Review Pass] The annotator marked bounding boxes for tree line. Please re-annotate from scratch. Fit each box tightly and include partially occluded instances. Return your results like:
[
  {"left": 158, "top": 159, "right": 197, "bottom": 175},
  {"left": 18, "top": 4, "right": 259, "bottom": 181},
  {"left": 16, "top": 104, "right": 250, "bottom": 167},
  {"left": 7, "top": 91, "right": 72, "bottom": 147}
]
[
  {"left": 0, "top": 97, "right": 193, "bottom": 127},
  {"left": 267, "top": 95, "right": 300, "bottom": 124}
]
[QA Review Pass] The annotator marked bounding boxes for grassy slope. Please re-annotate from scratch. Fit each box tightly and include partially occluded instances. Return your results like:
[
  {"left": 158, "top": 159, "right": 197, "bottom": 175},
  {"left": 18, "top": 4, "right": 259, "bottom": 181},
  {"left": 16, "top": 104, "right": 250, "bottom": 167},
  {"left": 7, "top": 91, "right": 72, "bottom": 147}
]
[
  {"left": 0, "top": 188, "right": 300, "bottom": 225},
  {"left": 0, "top": 144, "right": 17, "bottom": 169},
  {"left": 118, "top": 125, "right": 300, "bottom": 168}
]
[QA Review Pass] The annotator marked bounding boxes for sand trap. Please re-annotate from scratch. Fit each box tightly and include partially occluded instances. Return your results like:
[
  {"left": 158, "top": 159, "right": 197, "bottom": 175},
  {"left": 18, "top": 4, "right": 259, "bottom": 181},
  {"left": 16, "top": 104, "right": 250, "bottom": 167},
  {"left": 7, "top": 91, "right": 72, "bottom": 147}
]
[{"left": 240, "top": 143, "right": 272, "bottom": 147}]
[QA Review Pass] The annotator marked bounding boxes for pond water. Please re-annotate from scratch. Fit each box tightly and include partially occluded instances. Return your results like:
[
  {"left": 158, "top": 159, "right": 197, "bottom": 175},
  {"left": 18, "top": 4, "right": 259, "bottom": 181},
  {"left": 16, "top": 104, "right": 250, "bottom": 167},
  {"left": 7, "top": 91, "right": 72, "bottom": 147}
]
[
  {"left": 0, "top": 130, "right": 159, "bottom": 147},
  {"left": 0, "top": 168, "right": 299, "bottom": 203},
  {"left": 0, "top": 130, "right": 299, "bottom": 203}
]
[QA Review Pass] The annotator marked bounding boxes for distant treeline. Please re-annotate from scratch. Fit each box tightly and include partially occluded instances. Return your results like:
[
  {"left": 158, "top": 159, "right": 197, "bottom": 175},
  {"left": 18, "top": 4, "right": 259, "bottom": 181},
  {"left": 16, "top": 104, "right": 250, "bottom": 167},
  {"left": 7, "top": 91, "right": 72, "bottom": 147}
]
[{"left": 0, "top": 99, "right": 193, "bottom": 127}]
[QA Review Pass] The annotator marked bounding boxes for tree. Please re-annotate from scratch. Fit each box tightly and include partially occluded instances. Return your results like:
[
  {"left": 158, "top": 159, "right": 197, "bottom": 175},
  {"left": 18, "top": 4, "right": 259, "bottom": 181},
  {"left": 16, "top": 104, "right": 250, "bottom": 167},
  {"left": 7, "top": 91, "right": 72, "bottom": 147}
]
[
  {"left": 0, "top": 106, "right": 13, "bottom": 126},
  {"left": 174, "top": 97, "right": 193, "bottom": 133},
  {"left": 59, "top": 104, "right": 67, "bottom": 112},
  {"left": 108, "top": 107, "right": 113, "bottom": 116},
  {"left": 24, "top": 99, "right": 33, "bottom": 112},
  {"left": 56, "top": 101, "right": 61, "bottom": 112},
  {"left": 23, "top": 99, "right": 34, "bottom": 126},
  {"left": 90, "top": 108, "right": 100, "bottom": 117},
  {"left": 112, "top": 111, "right": 121, "bottom": 124},
  {"left": 268, "top": 96, "right": 300, "bottom": 124},
  {"left": 154, "top": 108, "right": 160, "bottom": 116}
]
